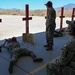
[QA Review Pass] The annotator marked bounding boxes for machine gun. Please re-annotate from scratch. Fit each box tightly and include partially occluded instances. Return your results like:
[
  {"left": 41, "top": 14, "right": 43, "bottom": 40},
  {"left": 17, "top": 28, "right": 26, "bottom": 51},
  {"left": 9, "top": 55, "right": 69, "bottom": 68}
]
[{"left": 54, "top": 30, "right": 63, "bottom": 37}]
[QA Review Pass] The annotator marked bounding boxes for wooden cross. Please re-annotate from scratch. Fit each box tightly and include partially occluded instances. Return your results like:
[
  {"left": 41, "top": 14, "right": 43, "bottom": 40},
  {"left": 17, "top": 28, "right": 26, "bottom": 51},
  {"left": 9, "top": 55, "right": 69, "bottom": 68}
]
[
  {"left": 59, "top": 7, "right": 65, "bottom": 30},
  {"left": 71, "top": 8, "right": 75, "bottom": 21},
  {"left": 22, "top": 4, "right": 32, "bottom": 33}
]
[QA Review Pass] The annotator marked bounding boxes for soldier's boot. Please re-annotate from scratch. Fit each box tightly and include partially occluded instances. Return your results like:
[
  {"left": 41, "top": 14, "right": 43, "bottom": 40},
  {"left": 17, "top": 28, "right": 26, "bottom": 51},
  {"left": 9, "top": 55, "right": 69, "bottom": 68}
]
[
  {"left": 33, "top": 58, "right": 43, "bottom": 62},
  {"left": 31, "top": 52, "right": 43, "bottom": 62},
  {"left": 44, "top": 44, "right": 49, "bottom": 47},
  {"left": 46, "top": 46, "right": 53, "bottom": 51},
  {"left": 9, "top": 61, "right": 14, "bottom": 74}
]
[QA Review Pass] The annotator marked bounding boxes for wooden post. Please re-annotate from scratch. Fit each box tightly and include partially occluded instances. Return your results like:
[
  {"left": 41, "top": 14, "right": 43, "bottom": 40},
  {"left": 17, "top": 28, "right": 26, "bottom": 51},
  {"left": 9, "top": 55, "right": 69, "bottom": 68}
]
[
  {"left": 22, "top": 4, "right": 34, "bottom": 44},
  {"left": 71, "top": 8, "right": 75, "bottom": 21},
  {"left": 59, "top": 7, "right": 65, "bottom": 31},
  {"left": 22, "top": 4, "right": 32, "bottom": 33}
]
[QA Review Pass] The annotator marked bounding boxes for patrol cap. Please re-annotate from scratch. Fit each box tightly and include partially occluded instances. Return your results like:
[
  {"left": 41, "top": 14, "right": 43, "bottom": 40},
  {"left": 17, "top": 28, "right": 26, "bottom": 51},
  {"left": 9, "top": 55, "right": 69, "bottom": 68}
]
[
  {"left": 66, "top": 20, "right": 75, "bottom": 35},
  {"left": 11, "top": 37, "right": 17, "bottom": 41},
  {"left": 45, "top": 1, "right": 52, "bottom": 7},
  {"left": 66, "top": 20, "right": 75, "bottom": 27}
]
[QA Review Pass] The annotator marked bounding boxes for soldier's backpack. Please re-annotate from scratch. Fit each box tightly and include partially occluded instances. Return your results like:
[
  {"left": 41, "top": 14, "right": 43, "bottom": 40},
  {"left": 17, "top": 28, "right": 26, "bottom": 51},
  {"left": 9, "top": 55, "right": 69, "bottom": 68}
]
[{"left": 54, "top": 30, "right": 63, "bottom": 37}]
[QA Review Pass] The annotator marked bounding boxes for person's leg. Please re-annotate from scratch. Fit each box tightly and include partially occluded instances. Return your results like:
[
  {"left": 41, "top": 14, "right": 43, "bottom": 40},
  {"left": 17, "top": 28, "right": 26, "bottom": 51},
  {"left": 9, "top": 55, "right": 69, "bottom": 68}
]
[
  {"left": 9, "top": 54, "right": 18, "bottom": 73},
  {"left": 13, "top": 48, "right": 43, "bottom": 62},
  {"left": 30, "top": 51, "right": 43, "bottom": 62},
  {"left": 46, "top": 31, "right": 53, "bottom": 50},
  {"left": 44, "top": 31, "right": 49, "bottom": 47},
  {"left": 46, "top": 63, "right": 59, "bottom": 75},
  {"left": 46, "top": 26, "right": 55, "bottom": 50},
  {"left": 20, "top": 48, "right": 43, "bottom": 62},
  {"left": 44, "top": 26, "right": 50, "bottom": 47},
  {"left": 9, "top": 48, "right": 30, "bottom": 73}
]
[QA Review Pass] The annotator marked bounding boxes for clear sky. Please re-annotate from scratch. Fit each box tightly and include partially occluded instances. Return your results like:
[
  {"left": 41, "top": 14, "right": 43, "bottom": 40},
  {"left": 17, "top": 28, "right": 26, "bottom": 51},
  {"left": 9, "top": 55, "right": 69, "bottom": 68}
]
[{"left": 0, "top": 0, "right": 75, "bottom": 10}]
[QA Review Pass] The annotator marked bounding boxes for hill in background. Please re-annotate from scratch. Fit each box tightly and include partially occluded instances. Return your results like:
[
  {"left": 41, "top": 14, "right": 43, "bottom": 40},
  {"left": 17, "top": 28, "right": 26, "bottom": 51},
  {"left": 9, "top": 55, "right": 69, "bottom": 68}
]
[{"left": 55, "top": 3, "right": 75, "bottom": 10}]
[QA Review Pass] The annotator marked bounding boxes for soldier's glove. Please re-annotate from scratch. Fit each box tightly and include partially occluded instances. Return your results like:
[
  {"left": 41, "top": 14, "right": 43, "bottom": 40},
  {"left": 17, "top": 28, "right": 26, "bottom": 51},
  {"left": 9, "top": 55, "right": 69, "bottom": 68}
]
[
  {"left": 5, "top": 39, "right": 9, "bottom": 42},
  {"left": 5, "top": 39, "right": 11, "bottom": 43}
]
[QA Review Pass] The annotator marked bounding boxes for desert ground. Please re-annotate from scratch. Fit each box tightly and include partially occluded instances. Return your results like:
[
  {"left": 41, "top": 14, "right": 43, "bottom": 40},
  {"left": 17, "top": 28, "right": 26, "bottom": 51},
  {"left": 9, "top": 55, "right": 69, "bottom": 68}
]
[{"left": 0, "top": 15, "right": 72, "bottom": 40}]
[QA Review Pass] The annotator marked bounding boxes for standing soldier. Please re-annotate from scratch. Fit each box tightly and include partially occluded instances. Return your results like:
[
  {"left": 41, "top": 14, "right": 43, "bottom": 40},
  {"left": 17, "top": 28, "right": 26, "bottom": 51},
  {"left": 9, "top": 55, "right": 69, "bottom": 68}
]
[
  {"left": 46, "top": 20, "right": 75, "bottom": 75},
  {"left": 44, "top": 1, "right": 56, "bottom": 50}
]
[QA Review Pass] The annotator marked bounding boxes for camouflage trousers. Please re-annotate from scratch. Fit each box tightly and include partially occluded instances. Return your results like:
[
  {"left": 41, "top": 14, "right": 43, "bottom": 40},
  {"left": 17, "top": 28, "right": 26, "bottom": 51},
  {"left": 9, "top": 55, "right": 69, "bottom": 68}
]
[
  {"left": 10, "top": 48, "right": 36, "bottom": 62},
  {"left": 46, "top": 63, "right": 75, "bottom": 75},
  {"left": 46, "top": 26, "right": 55, "bottom": 47}
]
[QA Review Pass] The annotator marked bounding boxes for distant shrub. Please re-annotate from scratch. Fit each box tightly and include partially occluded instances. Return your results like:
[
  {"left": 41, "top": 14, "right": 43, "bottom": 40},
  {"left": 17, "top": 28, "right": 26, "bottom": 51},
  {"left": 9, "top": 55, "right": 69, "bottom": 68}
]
[
  {"left": 32, "top": 14, "right": 34, "bottom": 16},
  {"left": 13, "top": 14, "right": 16, "bottom": 15},
  {"left": 41, "top": 14, "right": 44, "bottom": 16}
]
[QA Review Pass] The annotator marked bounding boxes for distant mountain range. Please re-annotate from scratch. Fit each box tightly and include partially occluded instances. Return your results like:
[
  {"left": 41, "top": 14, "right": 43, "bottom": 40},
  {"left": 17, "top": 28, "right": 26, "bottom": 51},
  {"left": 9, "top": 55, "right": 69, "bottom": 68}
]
[
  {"left": 55, "top": 3, "right": 75, "bottom": 10},
  {"left": 0, "top": 3, "right": 75, "bottom": 10},
  {"left": 0, "top": 8, "right": 21, "bottom": 10},
  {"left": 0, "top": 8, "right": 5, "bottom": 10}
]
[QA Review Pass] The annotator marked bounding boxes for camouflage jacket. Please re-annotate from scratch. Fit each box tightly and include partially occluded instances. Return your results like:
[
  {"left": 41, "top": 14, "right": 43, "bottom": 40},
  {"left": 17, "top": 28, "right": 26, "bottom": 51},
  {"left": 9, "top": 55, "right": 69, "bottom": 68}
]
[
  {"left": 56, "top": 39, "right": 75, "bottom": 67},
  {"left": 46, "top": 7, "right": 56, "bottom": 30},
  {"left": 6, "top": 40, "right": 20, "bottom": 53}
]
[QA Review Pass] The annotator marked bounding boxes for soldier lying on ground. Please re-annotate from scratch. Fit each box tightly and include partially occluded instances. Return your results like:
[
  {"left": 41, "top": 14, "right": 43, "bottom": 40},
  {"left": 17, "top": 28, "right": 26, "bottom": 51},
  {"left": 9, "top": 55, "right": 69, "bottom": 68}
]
[
  {"left": 0, "top": 37, "right": 43, "bottom": 74},
  {"left": 46, "top": 20, "right": 75, "bottom": 75}
]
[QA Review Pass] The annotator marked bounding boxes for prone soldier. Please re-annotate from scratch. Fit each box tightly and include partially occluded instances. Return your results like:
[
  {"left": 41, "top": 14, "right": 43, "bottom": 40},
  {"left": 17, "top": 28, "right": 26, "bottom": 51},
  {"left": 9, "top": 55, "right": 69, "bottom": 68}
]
[
  {"left": 0, "top": 37, "right": 43, "bottom": 73},
  {"left": 46, "top": 20, "right": 75, "bottom": 75}
]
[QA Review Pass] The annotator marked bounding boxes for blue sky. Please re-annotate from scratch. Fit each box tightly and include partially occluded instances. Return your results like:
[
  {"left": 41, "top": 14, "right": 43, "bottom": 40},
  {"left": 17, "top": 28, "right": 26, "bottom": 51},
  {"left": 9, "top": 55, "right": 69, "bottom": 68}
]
[{"left": 0, "top": 0, "right": 75, "bottom": 10}]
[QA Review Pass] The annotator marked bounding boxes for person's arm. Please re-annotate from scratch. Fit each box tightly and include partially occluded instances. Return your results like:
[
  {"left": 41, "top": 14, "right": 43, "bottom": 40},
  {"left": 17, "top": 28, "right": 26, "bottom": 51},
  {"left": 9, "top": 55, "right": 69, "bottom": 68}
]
[
  {"left": 56, "top": 42, "right": 74, "bottom": 66},
  {"left": 57, "top": 51, "right": 74, "bottom": 66}
]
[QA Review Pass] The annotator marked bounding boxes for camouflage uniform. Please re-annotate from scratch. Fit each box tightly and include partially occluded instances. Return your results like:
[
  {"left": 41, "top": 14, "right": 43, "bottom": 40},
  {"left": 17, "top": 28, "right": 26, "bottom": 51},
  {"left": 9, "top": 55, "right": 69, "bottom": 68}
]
[
  {"left": 46, "top": 7, "right": 56, "bottom": 48},
  {"left": 46, "top": 20, "right": 75, "bottom": 75},
  {"left": 66, "top": 20, "right": 75, "bottom": 32},
  {"left": 46, "top": 39, "right": 75, "bottom": 75},
  {"left": 5, "top": 38, "right": 43, "bottom": 73}
]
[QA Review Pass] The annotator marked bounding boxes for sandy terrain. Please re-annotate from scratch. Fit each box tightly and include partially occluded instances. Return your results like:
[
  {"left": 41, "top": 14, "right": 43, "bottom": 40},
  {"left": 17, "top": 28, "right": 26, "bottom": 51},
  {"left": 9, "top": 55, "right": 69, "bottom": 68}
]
[{"left": 0, "top": 15, "right": 72, "bottom": 40}]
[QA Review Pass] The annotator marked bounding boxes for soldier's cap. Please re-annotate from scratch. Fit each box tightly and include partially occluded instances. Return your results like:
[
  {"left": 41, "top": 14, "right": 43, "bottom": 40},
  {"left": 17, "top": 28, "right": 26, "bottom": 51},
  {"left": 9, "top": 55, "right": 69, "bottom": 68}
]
[
  {"left": 11, "top": 37, "right": 17, "bottom": 41},
  {"left": 45, "top": 1, "right": 52, "bottom": 7},
  {"left": 66, "top": 20, "right": 75, "bottom": 35},
  {"left": 66, "top": 20, "right": 75, "bottom": 27}
]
